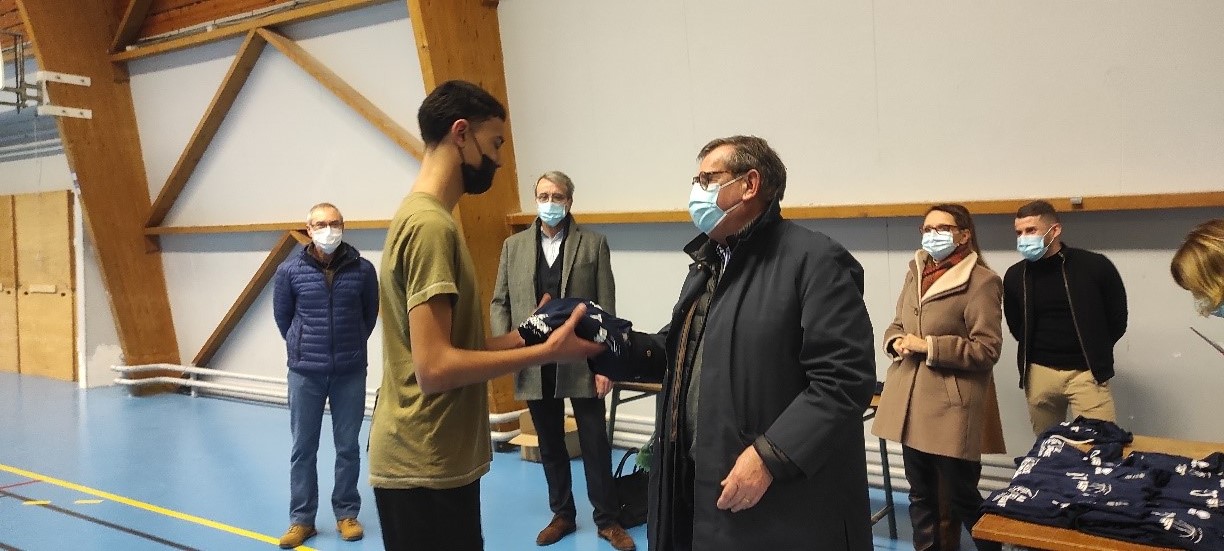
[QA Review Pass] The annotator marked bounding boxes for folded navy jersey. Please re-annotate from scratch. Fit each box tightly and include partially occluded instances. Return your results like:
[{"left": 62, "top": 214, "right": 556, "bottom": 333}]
[
  {"left": 1127, "top": 451, "right": 1224, "bottom": 480},
  {"left": 994, "top": 419, "right": 1224, "bottom": 550},
  {"left": 1123, "top": 451, "right": 1224, "bottom": 512},
  {"left": 1088, "top": 442, "right": 1126, "bottom": 465},
  {"left": 1073, "top": 494, "right": 1159, "bottom": 535},
  {"left": 1069, "top": 465, "right": 1161, "bottom": 502},
  {"left": 518, "top": 298, "right": 633, "bottom": 377},
  {"left": 1147, "top": 506, "right": 1224, "bottom": 551},
  {"left": 1020, "top": 435, "right": 1121, "bottom": 470},
  {"left": 1158, "top": 478, "right": 1224, "bottom": 510},
  {"left": 982, "top": 483, "right": 1076, "bottom": 528},
  {"left": 1075, "top": 505, "right": 1167, "bottom": 547},
  {"left": 1011, "top": 444, "right": 1092, "bottom": 483},
  {"left": 1038, "top": 416, "right": 1134, "bottom": 447}
]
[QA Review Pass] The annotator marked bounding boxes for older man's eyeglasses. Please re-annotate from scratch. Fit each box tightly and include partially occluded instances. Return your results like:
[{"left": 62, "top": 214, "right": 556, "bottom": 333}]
[
  {"left": 691, "top": 170, "right": 742, "bottom": 191},
  {"left": 308, "top": 220, "right": 343, "bottom": 231},
  {"left": 536, "top": 193, "right": 568, "bottom": 204}
]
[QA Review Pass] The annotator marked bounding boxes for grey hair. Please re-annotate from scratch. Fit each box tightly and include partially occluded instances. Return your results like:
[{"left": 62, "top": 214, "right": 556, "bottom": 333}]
[
  {"left": 307, "top": 202, "right": 343, "bottom": 223},
  {"left": 536, "top": 171, "right": 575, "bottom": 198}
]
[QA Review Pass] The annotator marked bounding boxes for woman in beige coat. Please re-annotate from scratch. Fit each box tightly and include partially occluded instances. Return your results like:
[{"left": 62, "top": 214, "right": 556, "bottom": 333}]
[{"left": 872, "top": 204, "right": 1006, "bottom": 551}]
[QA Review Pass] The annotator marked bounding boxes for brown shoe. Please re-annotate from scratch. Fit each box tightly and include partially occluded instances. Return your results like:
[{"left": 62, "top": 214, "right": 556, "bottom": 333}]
[
  {"left": 337, "top": 517, "right": 364, "bottom": 541},
  {"left": 278, "top": 524, "right": 316, "bottom": 548},
  {"left": 598, "top": 524, "right": 637, "bottom": 551},
  {"left": 535, "top": 514, "right": 577, "bottom": 546}
]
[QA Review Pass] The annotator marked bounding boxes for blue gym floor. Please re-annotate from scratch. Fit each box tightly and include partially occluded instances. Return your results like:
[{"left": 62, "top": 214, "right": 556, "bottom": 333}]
[{"left": 0, "top": 372, "right": 969, "bottom": 550}]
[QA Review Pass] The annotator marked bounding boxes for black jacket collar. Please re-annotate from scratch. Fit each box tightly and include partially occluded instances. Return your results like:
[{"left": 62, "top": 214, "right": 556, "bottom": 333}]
[{"left": 301, "top": 242, "right": 358, "bottom": 270}]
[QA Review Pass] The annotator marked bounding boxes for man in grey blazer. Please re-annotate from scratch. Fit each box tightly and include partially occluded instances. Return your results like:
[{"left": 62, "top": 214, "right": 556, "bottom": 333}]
[{"left": 491, "top": 171, "right": 634, "bottom": 550}]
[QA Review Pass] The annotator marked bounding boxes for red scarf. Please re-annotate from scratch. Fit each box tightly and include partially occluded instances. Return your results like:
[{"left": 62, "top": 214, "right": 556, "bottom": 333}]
[{"left": 921, "top": 245, "right": 971, "bottom": 296}]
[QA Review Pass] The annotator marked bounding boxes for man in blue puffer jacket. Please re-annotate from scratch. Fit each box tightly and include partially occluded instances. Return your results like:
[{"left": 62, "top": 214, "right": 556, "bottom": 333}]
[{"left": 273, "top": 203, "right": 379, "bottom": 548}]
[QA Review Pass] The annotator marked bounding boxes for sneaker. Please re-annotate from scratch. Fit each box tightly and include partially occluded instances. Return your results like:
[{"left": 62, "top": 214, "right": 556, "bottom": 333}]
[
  {"left": 337, "top": 517, "right": 364, "bottom": 541},
  {"left": 278, "top": 524, "right": 316, "bottom": 549}
]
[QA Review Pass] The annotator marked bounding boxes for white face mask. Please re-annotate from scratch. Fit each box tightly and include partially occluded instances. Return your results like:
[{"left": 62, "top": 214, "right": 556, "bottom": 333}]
[{"left": 312, "top": 227, "right": 342, "bottom": 255}]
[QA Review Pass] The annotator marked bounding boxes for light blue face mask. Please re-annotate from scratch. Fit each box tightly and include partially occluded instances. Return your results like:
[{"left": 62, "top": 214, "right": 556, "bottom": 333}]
[
  {"left": 536, "top": 201, "right": 567, "bottom": 227},
  {"left": 688, "top": 175, "right": 744, "bottom": 235},
  {"left": 1017, "top": 226, "right": 1055, "bottom": 261},
  {"left": 921, "top": 231, "right": 957, "bottom": 261}
]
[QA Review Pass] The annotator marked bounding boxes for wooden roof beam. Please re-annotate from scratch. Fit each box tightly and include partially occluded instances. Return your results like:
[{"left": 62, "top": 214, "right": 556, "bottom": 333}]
[
  {"left": 145, "top": 30, "right": 266, "bottom": 229},
  {"left": 192, "top": 230, "right": 303, "bottom": 367},
  {"left": 144, "top": 220, "right": 392, "bottom": 235},
  {"left": 111, "top": 0, "right": 392, "bottom": 62},
  {"left": 17, "top": 0, "right": 181, "bottom": 377},
  {"left": 109, "top": 0, "right": 153, "bottom": 53},
  {"left": 408, "top": 0, "right": 524, "bottom": 430},
  {"left": 257, "top": 27, "right": 425, "bottom": 160}
]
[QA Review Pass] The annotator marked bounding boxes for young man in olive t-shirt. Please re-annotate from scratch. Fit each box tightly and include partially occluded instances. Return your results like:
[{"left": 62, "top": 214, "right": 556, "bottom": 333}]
[{"left": 368, "top": 80, "right": 604, "bottom": 551}]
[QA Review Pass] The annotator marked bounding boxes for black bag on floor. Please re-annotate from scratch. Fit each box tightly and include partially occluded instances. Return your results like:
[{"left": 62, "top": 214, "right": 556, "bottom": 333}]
[{"left": 614, "top": 448, "right": 649, "bottom": 528}]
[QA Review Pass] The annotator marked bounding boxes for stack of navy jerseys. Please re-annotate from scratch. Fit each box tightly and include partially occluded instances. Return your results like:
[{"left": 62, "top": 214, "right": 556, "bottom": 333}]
[
  {"left": 983, "top": 417, "right": 1224, "bottom": 550},
  {"left": 518, "top": 298, "right": 633, "bottom": 377}
]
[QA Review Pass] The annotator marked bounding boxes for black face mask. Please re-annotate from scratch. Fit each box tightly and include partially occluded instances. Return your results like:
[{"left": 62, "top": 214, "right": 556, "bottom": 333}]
[{"left": 461, "top": 137, "right": 499, "bottom": 195}]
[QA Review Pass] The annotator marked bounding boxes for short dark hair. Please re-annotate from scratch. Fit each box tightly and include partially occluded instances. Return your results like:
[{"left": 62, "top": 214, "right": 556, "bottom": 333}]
[
  {"left": 417, "top": 80, "right": 507, "bottom": 147},
  {"left": 697, "top": 135, "right": 787, "bottom": 201},
  {"left": 1016, "top": 200, "right": 1060, "bottom": 223}
]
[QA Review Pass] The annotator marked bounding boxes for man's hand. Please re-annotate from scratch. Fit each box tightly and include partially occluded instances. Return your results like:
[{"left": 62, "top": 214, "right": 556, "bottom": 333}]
[
  {"left": 594, "top": 374, "right": 612, "bottom": 398},
  {"left": 544, "top": 303, "right": 606, "bottom": 362},
  {"left": 716, "top": 445, "right": 774, "bottom": 513},
  {"left": 488, "top": 293, "right": 553, "bottom": 351}
]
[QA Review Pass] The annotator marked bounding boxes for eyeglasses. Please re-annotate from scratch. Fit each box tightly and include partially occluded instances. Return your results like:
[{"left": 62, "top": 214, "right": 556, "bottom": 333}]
[
  {"left": 691, "top": 170, "right": 742, "bottom": 191},
  {"left": 536, "top": 193, "right": 569, "bottom": 204},
  {"left": 920, "top": 224, "right": 959, "bottom": 234},
  {"left": 308, "top": 220, "right": 343, "bottom": 231}
]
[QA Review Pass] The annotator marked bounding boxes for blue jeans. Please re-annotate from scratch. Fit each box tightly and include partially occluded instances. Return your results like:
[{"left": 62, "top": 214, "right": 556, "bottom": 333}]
[{"left": 288, "top": 370, "right": 366, "bottom": 526}]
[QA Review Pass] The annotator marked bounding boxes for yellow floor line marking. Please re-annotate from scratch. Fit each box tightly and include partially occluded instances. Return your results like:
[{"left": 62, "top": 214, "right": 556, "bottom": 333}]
[
  {"left": 22, "top": 500, "right": 50, "bottom": 506},
  {"left": 75, "top": 499, "right": 104, "bottom": 504},
  {"left": 0, "top": 463, "right": 315, "bottom": 550}
]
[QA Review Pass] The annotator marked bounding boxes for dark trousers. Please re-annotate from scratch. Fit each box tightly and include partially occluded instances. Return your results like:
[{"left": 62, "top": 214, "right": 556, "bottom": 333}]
[
  {"left": 373, "top": 481, "right": 483, "bottom": 551},
  {"left": 669, "top": 454, "right": 696, "bottom": 551},
  {"left": 902, "top": 446, "right": 1001, "bottom": 551},
  {"left": 526, "top": 393, "right": 620, "bottom": 528}
]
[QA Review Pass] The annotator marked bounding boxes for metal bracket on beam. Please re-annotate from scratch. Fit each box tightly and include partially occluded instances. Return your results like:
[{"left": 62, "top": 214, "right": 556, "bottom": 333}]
[
  {"left": 33, "top": 71, "right": 92, "bottom": 87},
  {"left": 37, "top": 105, "right": 93, "bottom": 119}
]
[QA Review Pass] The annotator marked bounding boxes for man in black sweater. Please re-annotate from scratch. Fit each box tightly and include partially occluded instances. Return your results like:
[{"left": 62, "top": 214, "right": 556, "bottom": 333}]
[{"left": 1003, "top": 200, "right": 1128, "bottom": 435}]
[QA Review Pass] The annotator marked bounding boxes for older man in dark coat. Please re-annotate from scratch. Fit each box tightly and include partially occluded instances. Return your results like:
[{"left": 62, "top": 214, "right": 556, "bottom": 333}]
[{"left": 608, "top": 136, "right": 877, "bottom": 551}]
